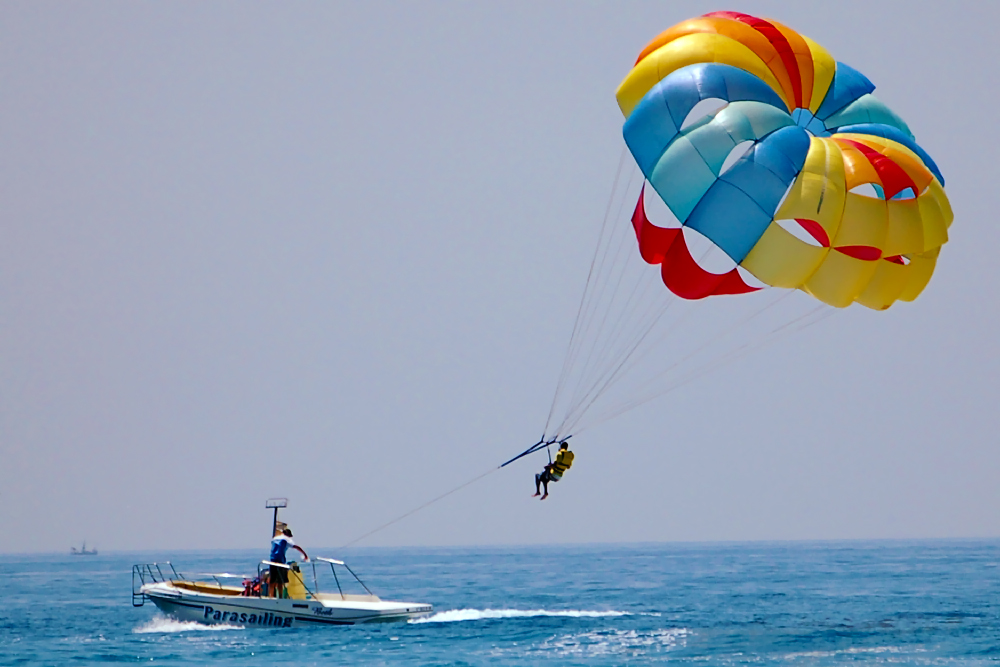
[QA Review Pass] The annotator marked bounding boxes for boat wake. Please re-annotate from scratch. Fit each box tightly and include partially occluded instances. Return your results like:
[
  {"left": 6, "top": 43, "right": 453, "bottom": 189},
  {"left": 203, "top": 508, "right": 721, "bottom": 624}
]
[
  {"left": 782, "top": 646, "right": 911, "bottom": 660},
  {"left": 133, "top": 615, "right": 244, "bottom": 634},
  {"left": 410, "top": 608, "right": 653, "bottom": 624},
  {"left": 538, "top": 628, "right": 690, "bottom": 657}
]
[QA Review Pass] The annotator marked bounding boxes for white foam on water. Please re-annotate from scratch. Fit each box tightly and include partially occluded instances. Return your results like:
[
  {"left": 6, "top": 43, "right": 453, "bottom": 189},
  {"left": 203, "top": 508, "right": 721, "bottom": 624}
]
[
  {"left": 409, "top": 608, "right": 642, "bottom": 624},
  {"left": 133, "top": 614, "right": 244, "bottom": 634},
  {"left": 537, "top": 628, "right": 690, "bottom": 657},
  {"left": 783, "top": 645, "right": 913, "bottom": 660}
]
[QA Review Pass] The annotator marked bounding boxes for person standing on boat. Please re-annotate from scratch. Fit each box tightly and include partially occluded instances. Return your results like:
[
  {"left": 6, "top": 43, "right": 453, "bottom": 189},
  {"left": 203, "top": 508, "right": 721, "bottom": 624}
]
[
  {"left": 533, "top": 441, "right": 574, "bottom": 500},
  {"left": 268, "top": 527, "right": 308, "bottom": 598}
]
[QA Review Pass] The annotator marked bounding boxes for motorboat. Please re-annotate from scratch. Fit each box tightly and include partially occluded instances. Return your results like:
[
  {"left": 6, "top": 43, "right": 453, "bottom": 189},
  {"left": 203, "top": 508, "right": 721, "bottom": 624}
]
[
  {"left": 131, "top": 498, "right": 431, "bottom": 626},
  {"left": 132, "top": 557, "right": 432, "bottom": 626}
]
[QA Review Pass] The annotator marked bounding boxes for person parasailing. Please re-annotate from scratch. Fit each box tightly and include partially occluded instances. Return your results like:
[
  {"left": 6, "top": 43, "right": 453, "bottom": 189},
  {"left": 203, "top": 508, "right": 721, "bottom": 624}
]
[{"left": 533, "top": 441, "right": 574, "bottom": 500}]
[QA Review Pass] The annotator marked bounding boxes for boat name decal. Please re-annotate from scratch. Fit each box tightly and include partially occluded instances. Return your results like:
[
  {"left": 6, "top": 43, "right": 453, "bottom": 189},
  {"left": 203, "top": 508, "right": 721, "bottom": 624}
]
[
  {"left": 203, "top": 605, "right": 293, "bottom": 627},
  {"left": 313, "top": 607, "right": 333, "bottom": 616}
]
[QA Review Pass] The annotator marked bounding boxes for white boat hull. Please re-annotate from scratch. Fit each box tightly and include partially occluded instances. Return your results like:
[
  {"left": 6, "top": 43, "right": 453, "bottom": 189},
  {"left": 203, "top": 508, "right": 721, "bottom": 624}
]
[{"left": 142, "top": 582, "right": 432, "bottom": 627}]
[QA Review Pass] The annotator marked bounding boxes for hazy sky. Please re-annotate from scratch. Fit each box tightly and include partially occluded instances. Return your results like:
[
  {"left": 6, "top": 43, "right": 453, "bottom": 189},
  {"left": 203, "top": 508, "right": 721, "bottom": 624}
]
[{"left": 2, "top": 1, "right": 998, "bottom": 555}]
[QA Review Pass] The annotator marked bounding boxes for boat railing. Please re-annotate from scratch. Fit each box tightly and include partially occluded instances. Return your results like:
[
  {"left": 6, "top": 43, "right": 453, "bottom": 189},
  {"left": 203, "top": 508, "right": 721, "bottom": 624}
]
[
  {"left": 255, "top": 557, "right": 376, "bottom": 602},
  {"left": 171, "top": 572, "right": 251, "bottom": 593},
  {"left": 132, "top": 557, "right": 380, "bottom": 606},
  {"left": 186, "top": 572, "right": 249, "bottom": 587},
  {"left": 132, "top": 562, "right": 183, "bottom": 607},
  {"left": 314, "top": 557, "right": 376, "bottom": 601}
]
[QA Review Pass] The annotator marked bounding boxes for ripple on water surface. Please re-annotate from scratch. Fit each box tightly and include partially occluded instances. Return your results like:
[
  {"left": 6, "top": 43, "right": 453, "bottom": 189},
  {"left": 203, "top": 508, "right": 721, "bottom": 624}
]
[{"left": 1, "top": 542, "right": 999, "bottom": 665}]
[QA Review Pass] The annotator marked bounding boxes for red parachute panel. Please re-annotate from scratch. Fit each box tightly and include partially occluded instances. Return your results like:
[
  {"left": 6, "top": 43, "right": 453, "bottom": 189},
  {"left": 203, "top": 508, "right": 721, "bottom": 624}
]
[{"left": 631, "top": 186, "right": 761, "bottom": 300}]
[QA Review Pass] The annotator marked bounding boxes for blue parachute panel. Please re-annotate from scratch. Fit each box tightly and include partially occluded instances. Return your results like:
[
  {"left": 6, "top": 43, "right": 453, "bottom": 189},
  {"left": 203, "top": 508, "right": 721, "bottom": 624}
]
[{"left": 814, "top": 61, "right": 876, "bottom": 121}]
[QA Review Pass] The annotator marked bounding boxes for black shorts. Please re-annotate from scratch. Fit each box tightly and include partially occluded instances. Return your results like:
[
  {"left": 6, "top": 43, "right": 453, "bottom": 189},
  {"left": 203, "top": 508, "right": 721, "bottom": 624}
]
[{"left": 269, "top": 564, "right": 289, "bottom": 585}]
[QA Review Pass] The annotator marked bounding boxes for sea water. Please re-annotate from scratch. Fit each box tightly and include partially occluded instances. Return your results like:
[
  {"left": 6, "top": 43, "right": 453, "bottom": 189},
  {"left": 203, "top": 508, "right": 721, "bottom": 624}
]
[{"left": 1, "top": 541, "right": 998, "bottom": 665}]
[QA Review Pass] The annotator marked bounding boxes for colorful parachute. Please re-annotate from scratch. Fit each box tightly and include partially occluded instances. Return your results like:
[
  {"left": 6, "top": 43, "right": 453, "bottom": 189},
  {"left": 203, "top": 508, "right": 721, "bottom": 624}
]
[{"left": 617, "top": 11, "right": 952, "bottom": 309}]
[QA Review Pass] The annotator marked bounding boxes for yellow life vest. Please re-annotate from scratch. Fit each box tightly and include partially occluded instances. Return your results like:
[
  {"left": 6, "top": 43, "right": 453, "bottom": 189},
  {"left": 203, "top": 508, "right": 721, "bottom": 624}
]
[{"left": 550, "top": 449, "right": 574, "bottom": 477}]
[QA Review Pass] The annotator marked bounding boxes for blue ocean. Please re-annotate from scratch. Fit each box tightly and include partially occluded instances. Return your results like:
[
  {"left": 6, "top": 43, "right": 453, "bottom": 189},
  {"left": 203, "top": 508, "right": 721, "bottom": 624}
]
[{"left": 2, "top": 541, "right": 998, "bottom": 665}]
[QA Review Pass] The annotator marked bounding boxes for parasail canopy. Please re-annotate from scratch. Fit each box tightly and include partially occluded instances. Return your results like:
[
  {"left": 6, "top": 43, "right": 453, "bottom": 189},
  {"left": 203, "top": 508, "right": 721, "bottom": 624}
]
[{"left": 616, "top": 10, "right": 952, "bottom": 310}]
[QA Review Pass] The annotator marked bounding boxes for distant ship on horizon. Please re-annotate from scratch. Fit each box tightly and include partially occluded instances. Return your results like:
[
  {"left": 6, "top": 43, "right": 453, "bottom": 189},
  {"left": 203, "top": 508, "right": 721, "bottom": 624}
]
[{"left": 71, "top": 541, "right": 97, "bottom": 556}]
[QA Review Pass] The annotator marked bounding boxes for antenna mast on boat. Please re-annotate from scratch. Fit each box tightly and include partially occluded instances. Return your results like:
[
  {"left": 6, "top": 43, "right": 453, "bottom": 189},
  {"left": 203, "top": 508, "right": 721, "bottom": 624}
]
[{"left": 266, "top": 498, "right": 288, "bottom": 537}]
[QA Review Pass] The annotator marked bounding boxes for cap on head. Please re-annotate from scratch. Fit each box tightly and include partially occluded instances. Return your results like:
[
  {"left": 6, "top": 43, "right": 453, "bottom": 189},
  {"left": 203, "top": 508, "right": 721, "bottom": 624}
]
[
  {"left": 559, "top": 441, "right": 569, "bottom": 449},
  {"left": 283, "top": 528, "right": 293, "bottom": 537}
]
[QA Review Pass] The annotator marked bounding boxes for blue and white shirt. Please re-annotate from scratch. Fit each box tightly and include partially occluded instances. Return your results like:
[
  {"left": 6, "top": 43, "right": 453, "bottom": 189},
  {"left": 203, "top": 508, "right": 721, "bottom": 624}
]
[{"left": 269, "top": 535, "right": 295, "bottom": 564}]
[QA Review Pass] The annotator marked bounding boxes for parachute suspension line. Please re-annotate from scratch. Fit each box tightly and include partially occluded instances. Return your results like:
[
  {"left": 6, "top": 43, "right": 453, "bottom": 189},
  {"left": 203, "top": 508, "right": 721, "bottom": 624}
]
[
  {"left": 566, "top": 194, "right": 679, "bottom": 406},
  {"left": 665, "top": 304, "right": 837, "bottom": 392},
  {"left": 648, "top": 289, "right": 795, "bottom": 380},
  {"left": 652, "top": 300, "right": 828, "bottom": 398},
  {"left": 575, "top": 303, "right": 837, "bottom": 434},
  {"left": 543, "top": 156, "right": 842, "bottom": 441},
  {"left": 569, "top": 283, "right": 702, "bottom": 425},
  {"left": 337, "top": 465, "right": 501, "bottom": 550},
  {"left": 543, "top": 146, "right": 631, "bottom": 439},
  {"left": 579, "top": 289, "right": 796, "bottom": 427},
  {"left": 553, "top": 169, "right": 692, "bottom": 438},
  {"left": 554, "top": 240, "right": 725, "bottom": 438},
  {"left": 559, "top": 191, "right": 646, "bottom": 421},
  {"left": 555, "top": 315, "right": 663, "bottom": 438},
  {"left": 560, "top": 289, "right": 793, "bottom": 436},
  {"left": 555, "top": 287, "right": 675, "bottom": 439},
  {"left": 612, "top": 304, "right": 835, "bottom": 424},
  {"left": 552, "top": 163, "right": 641, "bottom": 426},
  {"left": 550, "top": 148, "right": 631, "bottom": 392}
]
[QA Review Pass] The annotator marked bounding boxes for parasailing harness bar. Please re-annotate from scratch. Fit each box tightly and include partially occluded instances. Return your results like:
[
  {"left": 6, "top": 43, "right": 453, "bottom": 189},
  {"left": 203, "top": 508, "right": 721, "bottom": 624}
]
[{"left": 499, "top": 435, "right": 572, "bottom": 469}]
